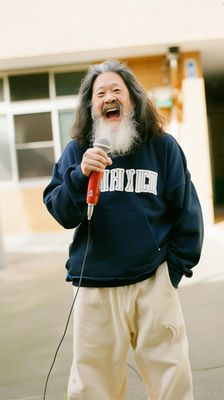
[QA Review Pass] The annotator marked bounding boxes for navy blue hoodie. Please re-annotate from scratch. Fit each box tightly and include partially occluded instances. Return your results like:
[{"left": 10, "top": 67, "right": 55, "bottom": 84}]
[{"left": 43, "top": 133, "right": 204, "bottom": 288}]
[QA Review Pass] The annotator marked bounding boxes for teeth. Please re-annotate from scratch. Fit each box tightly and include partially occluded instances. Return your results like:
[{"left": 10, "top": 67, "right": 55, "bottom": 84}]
[
  {"left": 103, "top": 103, "right": 120, "bottom": 116},
  {"left": 107, "top": 108, "right": 118, "bottom": 112}
]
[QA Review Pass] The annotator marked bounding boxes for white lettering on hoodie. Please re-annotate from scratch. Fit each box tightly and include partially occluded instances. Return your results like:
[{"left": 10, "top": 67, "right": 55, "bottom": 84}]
[{"left": 101, "top": 168, "right": 158, "bottom": 195}]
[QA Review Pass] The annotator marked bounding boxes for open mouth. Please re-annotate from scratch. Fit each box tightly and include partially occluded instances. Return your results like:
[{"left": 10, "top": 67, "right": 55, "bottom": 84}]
[{"left": 102, "top": 102, "right": 121, "bottom": 119}]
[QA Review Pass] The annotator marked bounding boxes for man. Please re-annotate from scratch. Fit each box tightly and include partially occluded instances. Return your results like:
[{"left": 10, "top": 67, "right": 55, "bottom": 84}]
[{"left": 43, "top": 60, "right": 204, "bottom": 399}]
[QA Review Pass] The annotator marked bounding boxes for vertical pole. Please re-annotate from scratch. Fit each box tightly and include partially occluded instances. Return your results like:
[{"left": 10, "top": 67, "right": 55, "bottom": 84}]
[
  {"left": 0, "top": 216, "right": 6, "bottom": 269},
  {"left": 166, "top": 47, "right": 182, "bottom": 139}
]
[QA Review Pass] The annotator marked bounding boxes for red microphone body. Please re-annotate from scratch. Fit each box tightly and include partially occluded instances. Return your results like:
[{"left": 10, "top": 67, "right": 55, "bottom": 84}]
[
  {"left": 86, "top": 138, "right": 111, "bottom": 220},
  {"left": 86, "top": 171, "right": 103, "bottom": 206}
]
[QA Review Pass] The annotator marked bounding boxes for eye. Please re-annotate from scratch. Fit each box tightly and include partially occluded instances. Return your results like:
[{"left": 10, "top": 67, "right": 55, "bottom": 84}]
[
  {"left": 97, "top": 91, "right": 105, "bottom": 97},
  {"left": 113, "top": 88, "right": 121, "bottom": 93}
]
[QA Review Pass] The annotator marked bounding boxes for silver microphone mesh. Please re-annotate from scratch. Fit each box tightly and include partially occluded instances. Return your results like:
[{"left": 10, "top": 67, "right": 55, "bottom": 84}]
[{"left": 93, "top": 138, "right": 111, "bottom": 153}]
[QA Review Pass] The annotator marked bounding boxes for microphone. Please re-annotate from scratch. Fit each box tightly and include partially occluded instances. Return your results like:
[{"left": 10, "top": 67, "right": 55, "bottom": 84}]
[{"left": 86, "top": 138, "right": 111, "bottom": 220}]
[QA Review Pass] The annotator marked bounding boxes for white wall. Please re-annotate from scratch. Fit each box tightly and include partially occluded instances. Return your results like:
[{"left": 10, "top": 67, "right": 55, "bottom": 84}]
[
  {"left": 180, "top": 78, "right": 214, "bottom": 226},
  {"left": 0, "top": 0, "right": 224, "bottom": 64}
]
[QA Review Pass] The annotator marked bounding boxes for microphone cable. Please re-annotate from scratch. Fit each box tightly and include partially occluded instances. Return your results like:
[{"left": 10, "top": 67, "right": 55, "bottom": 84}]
[
  {"left": 42, "top": 219, "right": 91, "bottom": 400},
  {"left": 42, "top": 216, "right": 142, "bottom": 399}
]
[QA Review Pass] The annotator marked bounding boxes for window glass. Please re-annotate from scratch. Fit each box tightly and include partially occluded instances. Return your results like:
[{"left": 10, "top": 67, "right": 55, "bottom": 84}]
[
  {"left": 14, "top": 112, "right": 54, "bottom": 179},
  {"left": 55, "top": 71, "right": 86, "bottom": 96},
  {"left": 58, "top": 110, "right": 74, "bottom": 150},
  {"left": 9, "top": 73, "right": 49, "bottom": 101},
  {"left": 14, "top": 112, "right": 52, "bottom": 144},
  {"left": 17, "top": 147, "right": 54, "bottom": 179},
  {"left": 0, "top": 115, "right": 12, "bottom": 181},
  {"left": 0, "top": 79, "right": 3, "bottom": 101}
]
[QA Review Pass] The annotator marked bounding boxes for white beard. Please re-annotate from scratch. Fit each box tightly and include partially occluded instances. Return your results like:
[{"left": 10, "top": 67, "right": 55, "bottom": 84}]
[{"left": 91, "top": 115, "right": 139, "bottom": 157}]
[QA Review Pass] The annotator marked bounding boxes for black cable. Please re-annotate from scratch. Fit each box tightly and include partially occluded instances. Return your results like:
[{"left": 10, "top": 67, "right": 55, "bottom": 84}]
[
  {"left": 42, "top": 218, "right": 142, "bottom": 399},
  {"left": 42, "top": 220, "right": 91, "bottom": 400}
]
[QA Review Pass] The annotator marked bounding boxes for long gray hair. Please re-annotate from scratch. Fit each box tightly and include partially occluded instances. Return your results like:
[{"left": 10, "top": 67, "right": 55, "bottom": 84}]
[{"left": 72, "top": 59, "right": 164, "bottom": 146}]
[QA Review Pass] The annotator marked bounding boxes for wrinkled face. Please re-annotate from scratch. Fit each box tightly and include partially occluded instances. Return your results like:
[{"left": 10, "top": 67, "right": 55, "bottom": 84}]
[{"left": 91, "top": 72, "right": 133, "bottom": 124}]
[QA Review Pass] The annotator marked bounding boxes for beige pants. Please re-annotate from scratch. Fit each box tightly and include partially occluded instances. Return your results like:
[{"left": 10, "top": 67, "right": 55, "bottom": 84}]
[{"left": 67, "top": 262, "right": 193, "bottom": 400}]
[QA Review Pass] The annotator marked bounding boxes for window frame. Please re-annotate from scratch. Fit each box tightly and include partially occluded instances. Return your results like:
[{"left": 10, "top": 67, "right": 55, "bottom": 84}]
[
  {"left": 0, "top": 65, "right": 85, "bottom": 187},
  {"left": 0, "top": 78, "right": 4, "bottom": 102}
]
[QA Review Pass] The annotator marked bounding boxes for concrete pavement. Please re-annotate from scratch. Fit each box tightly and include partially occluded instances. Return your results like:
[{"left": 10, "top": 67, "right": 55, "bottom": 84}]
[{"left": 0, "top": 222, "right": 224, "bottom": 400}]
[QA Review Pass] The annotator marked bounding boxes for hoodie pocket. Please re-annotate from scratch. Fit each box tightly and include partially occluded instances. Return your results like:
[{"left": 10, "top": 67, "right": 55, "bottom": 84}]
[{"left": 89, "top": 212, "right": 159, "bottom": 265}]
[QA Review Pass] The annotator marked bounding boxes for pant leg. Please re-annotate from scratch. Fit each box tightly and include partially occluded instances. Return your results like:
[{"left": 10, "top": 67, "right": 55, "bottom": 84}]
[
  {"left": 133, "top": 262, "right": 194, "bottom": 400},
  {"left": 67, "top": 286, "right": 130, "bottom": 400}
]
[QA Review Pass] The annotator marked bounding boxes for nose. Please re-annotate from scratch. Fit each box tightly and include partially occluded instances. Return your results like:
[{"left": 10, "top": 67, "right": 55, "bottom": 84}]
[{"left": 104, "top": 92, "right": 116, "bottom": 104}]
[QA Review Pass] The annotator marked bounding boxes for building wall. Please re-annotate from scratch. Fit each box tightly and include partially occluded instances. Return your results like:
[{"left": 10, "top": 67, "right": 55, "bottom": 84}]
[
  {"left": 0, "top": 187, "right": 61, "bottom": 233},
  {"left": 181, "top": 79, "right": 214, "bottom": 225},
  {"left": 0, "top": 1, "right": 224, "bottom": 70}
]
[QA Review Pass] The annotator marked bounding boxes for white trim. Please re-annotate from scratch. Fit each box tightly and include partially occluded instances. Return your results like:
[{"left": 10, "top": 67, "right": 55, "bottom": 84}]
[
  {"left": 9, "top": 99, "right": 53, "bottom": 114},
  {"left": 9, "top": 96, "right": 77, "bottom": 115},
  {"left": 49, "top": 71, "right": 56, "bottom": 98},
  {"left": 8, "top": 111, "right": 18, "bottom": 182},
  {"left": 1, "top": 37, "right": 224, "bottom": 75},
  {"left": 0, "top": 177, "right": 51, "bottom": 189},
  {"left": 0, "top": 104, "right": 8, "bottom": 114},
  {"left": 0, "top": 46, "right": 160, "bottom": 72},
  {"left": 16, "top": 141, "right": 53, "bottom": 150},
  {"left": 4, "top": 76, "right": 10, "bottom": 103},
  {"left": 51, "top": 109, "right": 62, "bottom": 160},
  {"left": 1, "top": 63, "right": 89, "bottom": 76}
]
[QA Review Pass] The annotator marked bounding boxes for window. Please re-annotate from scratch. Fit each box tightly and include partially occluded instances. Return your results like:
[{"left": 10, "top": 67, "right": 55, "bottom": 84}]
[
  {"left": 0, "top": 115, "right": 12, "bottom": 181},
  {"left": 58, "top": 110, "right": 74, "bottom": 150},
  {"left": 9, "top": 73, "right": 49, "bottom": 101},
  {"left": 0, "top": 79, "right": 4, "bottom": 102},
  {"left": 1, "top": 66, "right": 85, "bottom": 183},
  {"left": 55, "top": 71, "right": 86, "bottom": 96},
  {"left": 16, "top": 147, "right": 54, "bottom": 179},
  {"left": 14, "top": 112, "right": 52, "bottom": 143},
  {"left": 14, "top": 112, "right": 54, "bottom": 179}
]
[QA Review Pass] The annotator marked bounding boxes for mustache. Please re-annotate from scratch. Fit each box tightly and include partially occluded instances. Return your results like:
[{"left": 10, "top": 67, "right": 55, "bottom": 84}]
[{"left": 101, "top": 100, "right": 122, "bottom": 116}]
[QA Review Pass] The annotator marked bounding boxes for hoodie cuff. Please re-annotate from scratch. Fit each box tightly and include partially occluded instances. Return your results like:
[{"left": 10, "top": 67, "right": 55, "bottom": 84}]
[
  {"left": 167, "top": 262, "right": 184, "bottom": 288},
  {"left": 69, "top": 164, "right": 89, "bottom": 191}
]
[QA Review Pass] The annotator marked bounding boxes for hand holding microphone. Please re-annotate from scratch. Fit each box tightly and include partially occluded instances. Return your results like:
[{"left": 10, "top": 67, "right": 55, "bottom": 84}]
[{"left": 81, "top": 138, "right": 112, "bottom": 220}]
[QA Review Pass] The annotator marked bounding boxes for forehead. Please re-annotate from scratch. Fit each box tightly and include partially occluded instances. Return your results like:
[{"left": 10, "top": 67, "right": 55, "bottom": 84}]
[{"left": 92, "top": 71, "right": 128, "bottom": 92}]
